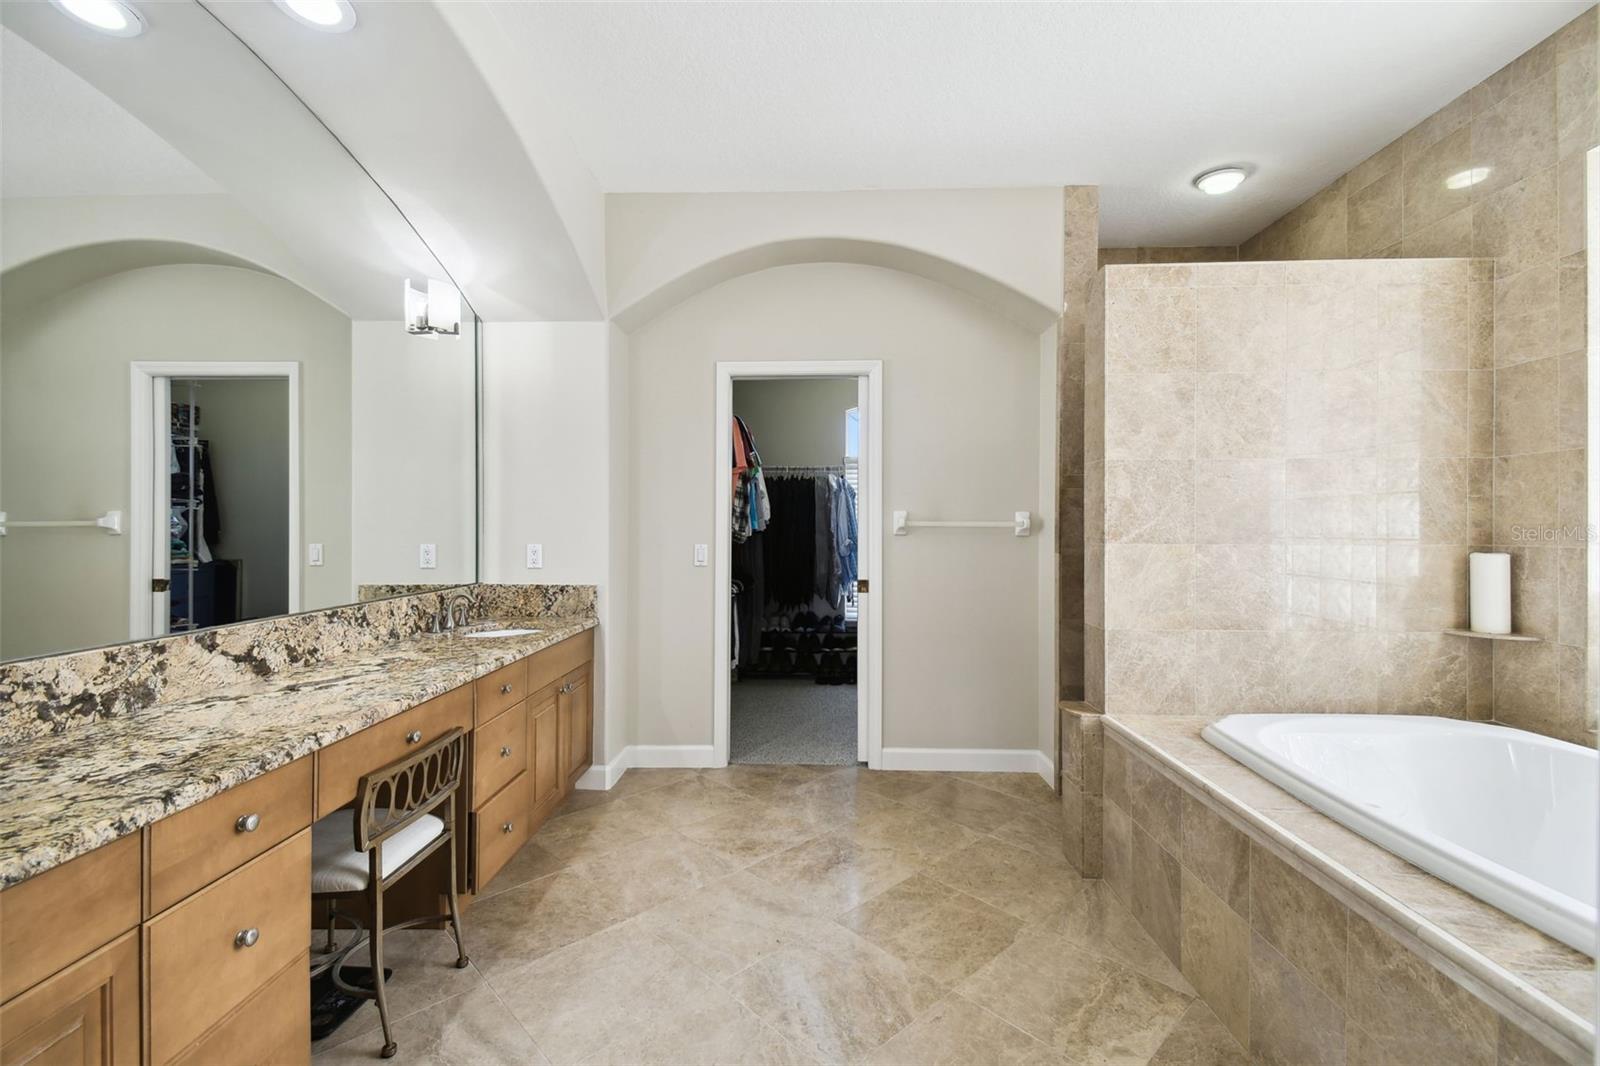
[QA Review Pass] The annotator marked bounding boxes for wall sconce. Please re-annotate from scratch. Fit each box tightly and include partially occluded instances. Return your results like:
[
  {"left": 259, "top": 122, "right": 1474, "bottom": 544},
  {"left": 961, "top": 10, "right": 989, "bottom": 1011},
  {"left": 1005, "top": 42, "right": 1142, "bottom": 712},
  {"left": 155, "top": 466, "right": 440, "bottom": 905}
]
[{"left": 403, "top": 279, "right": 461, "bottom": 336}]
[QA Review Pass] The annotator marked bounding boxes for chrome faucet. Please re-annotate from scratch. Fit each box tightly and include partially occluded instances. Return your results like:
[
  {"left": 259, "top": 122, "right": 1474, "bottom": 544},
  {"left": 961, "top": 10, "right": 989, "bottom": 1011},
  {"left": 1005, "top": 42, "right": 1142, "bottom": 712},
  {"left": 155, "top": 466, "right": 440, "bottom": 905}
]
[{"left": 442, "top": 588, "right": 479, "bottom": 630}]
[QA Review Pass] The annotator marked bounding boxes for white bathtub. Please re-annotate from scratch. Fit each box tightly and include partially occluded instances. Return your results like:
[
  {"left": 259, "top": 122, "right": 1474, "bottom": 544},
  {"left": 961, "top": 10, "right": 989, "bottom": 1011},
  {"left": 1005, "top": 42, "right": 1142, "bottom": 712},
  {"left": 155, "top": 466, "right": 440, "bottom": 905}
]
[{"left": 1202, "top": 714, "right": 1598, "bottom": 955}]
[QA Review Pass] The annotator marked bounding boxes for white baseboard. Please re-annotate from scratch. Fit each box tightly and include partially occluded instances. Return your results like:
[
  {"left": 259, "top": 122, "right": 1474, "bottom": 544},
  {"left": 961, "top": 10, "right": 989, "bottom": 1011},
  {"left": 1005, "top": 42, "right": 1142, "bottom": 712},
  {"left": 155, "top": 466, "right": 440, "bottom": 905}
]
[
  {"left": 1034, "top": 749, "right": 1056, "bottom": 788},
  {"left": 575, "top": 744, "right": 717, "bottom": 789},
  {"left": 881, "top": 747, "right": 1050, "bottom": 777}
]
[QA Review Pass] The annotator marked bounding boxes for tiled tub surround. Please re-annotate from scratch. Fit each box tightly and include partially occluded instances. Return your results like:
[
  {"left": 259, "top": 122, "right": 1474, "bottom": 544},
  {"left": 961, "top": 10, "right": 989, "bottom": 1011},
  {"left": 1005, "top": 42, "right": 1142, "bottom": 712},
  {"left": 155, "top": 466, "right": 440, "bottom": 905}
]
[
  {"left": 1237, "top": 7, "right": 1598, "bottom": 746},
  {"left": 1058, "top": 700, "right": 1104, "bottom": 876},
  {"left": 0, "top": 585, "right": 597, "bottom": 886},
  {"left": 1084, "top": 257, "right": 1496, "bottom": 719},
  {"left": 1057, "top": 186, "right": 1098, "bottom": 702},
  {"left": 1102, "top": 716, "right": 1593, "bottom": 1066}
]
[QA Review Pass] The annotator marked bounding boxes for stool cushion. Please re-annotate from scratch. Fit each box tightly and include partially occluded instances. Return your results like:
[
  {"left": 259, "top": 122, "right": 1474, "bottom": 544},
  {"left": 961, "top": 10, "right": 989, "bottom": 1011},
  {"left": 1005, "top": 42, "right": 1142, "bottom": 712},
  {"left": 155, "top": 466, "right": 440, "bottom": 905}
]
[{"left": 311, "top": 809, "right": 444, "bottom": 894}]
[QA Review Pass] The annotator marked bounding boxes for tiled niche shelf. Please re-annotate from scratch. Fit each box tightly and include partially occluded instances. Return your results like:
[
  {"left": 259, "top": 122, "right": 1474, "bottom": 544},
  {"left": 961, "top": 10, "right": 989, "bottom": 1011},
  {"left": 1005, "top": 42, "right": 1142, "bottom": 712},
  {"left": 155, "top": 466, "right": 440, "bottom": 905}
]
[{"left": 1442, "top": 629, "right": 1542, "bottom": 643}]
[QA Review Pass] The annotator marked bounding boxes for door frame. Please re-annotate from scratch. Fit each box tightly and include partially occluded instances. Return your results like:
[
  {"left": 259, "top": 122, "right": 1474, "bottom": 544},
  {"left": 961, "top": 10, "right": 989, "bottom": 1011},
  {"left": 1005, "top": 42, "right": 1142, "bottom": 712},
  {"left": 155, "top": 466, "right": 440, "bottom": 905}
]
[
  {"left": 713, "top": 360, "right": 884, "bottom": 769},
  {"left": 128, "top": 361, "right": 301, "bottom": 639}
]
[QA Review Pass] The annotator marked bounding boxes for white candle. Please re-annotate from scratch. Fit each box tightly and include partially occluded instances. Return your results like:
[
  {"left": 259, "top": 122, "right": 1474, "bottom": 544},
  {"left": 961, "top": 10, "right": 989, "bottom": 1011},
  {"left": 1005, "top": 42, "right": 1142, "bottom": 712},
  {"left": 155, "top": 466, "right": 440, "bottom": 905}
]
[{"left": 1469, "top": 552, "right": 1512, "bottom": 635}]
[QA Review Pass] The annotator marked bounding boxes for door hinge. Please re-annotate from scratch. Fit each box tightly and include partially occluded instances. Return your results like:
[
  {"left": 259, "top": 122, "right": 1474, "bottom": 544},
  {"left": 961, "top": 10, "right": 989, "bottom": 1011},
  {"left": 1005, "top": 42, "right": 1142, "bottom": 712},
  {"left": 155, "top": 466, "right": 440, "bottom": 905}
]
[
  {"left": 856, "top": 579, "right": 869, "bottom": 593},
  {"left": 151, "top": 578, "right": 170, "bottom": 593}
]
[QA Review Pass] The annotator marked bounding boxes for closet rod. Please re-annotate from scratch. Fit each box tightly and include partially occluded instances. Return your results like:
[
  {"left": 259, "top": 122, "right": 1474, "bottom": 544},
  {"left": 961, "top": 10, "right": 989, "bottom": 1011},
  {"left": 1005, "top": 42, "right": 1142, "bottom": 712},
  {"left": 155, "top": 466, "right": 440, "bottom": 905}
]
[
  {"left": 0, "top": 510, "right": 124, "bottom": 536},
  {"left": 762, "top": 465, "right": 846, "bottom": 474}
]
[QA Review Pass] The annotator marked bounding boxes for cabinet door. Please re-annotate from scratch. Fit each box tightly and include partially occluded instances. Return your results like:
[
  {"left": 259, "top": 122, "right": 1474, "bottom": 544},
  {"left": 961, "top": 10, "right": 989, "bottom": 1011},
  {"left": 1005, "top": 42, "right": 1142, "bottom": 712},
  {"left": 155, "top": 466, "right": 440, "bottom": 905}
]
[
  {"left": 560, "top": 672, "right": 592, "bottom": 784},
  {"left": 528, "top": 692, "right": 562, "bottom": 811},
  {"left": 0, "top": 930, "right": 139, "bottom": 1066}
]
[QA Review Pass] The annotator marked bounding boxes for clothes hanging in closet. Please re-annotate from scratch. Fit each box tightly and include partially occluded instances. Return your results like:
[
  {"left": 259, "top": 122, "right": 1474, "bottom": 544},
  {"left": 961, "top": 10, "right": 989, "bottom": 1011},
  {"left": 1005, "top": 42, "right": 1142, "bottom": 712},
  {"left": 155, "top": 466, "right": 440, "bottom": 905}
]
[{"left": 731, "top": 416, "right": 770, "bottom": 543}]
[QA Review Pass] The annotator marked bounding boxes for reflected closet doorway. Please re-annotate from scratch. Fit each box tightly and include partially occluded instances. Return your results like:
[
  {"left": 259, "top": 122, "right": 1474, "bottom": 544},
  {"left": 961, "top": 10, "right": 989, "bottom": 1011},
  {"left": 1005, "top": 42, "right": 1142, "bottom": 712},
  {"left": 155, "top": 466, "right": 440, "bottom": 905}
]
[{"left": 714, "top": 360, "right": 884, "bottom": 769}]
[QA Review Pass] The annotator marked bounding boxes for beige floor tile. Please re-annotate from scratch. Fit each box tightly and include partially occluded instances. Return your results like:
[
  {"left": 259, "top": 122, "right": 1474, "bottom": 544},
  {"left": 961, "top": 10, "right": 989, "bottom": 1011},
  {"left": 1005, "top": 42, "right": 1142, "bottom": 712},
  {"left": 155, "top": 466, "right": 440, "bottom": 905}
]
[
  {"left": 488, "top": 919, "right": 687, "bottom": 1064},
  {"left": 746, "top": 832, "right": 918, "bottom": 916},
  {"left": 634, "top": 870, "right": 846, "bottom": 981},
  {"left": 565, "top": 829, "right": 741, "bottom": 918},
  {"left": 861, "top": 994, "right": 1068, "bottom": 1066},
  {"left": 950, "top": 771, "right": 1059, "bottom": 805},
  {"left": 1025, "top": 880, "right": 1193, "bottom": 996},
  {"left": 464, "top": 870, "right": 627, "bottom": 980},
  {"left": 834, "top": 802, "right": 984, "bottom": 868},
  {"left": 900, "top": 778, "right": 1039, "bottom": 834},
  {"left": 846, "top": 768, "right": 949, "bottom": 802},
  {"left": 313, "top": 988, "right": 548, "bottom": 1066},
  {"left": 700, "top": 763, "right": 824, "bottom": 798},
  {"left": 529, "top": 797, "right": 664, "bottom": 862},
  {"left": 675, "top": 801, "right": 829, "bottom": 867},
  {"left": 957, "top": 931, "right": 1192, "bottom": 1064},
  {"left": 1147, "top": 1001, "right": 1249, "bottom": 1066},
  {"left": 311, "top": 929, "right": 483, "bottom": 1052},
  {"left": 623, "top": 775, "right": 767, "bottom": 827},
  {"left": 584, "top": 966, "right": 817, "bottom": 1065},
  {"left": 726, "top": 924, "right": 945, "bottom": 1063},
  {"left": 604, "top": 767, "right": 707, "bottom": 800},
  {"left": 837, "top": 873, "right": 1025, "bottom": 986},
  {"left": 987, "top": 805, "right": 1069, "bottom": 861},
  {"left": 925, "top": 837, "right": 1082, "bottom": 923},
  {"left": 475, "top": 840, "right": 568, "bottom": 901}
]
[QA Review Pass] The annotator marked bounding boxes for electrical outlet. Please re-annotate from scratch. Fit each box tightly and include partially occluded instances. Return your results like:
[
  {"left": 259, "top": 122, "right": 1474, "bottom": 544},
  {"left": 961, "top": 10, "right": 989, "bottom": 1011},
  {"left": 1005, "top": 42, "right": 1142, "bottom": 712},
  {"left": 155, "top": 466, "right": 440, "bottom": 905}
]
[
  {"left": 694, "top": 544, "right": 708, "bottom": 567},
  {"left": 419, "top": 543, "right": 437, "bottom": 569},
  {"left": 526, "top": 543, "right": 544, "bottom": 569},
  {"left": 308, "top": 542, "right": 323, "bottom": 567}
]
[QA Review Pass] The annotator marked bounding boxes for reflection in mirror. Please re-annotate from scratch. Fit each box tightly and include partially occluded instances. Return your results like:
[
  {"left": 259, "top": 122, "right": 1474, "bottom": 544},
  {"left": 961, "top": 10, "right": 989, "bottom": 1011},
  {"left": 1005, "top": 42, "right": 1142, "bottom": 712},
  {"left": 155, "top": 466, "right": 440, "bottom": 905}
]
[{"left": 0, "top": 3, "right": 477, "bottom": 662}]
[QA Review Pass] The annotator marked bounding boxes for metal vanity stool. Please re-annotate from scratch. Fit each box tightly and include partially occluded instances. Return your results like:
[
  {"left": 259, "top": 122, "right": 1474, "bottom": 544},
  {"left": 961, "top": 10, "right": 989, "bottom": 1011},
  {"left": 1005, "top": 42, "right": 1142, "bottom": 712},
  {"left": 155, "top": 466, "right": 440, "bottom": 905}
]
[{"left": 310, "top": 728, "right": 471, "bottom": 1058}]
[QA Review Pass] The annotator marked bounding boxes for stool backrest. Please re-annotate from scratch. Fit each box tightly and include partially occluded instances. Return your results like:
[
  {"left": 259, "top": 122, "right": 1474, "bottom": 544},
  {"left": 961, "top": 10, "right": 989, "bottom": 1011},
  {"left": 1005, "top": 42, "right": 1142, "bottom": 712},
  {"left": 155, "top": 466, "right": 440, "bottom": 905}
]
[{"left": 352, "top": 727, "right": 466, "bottom": 851}]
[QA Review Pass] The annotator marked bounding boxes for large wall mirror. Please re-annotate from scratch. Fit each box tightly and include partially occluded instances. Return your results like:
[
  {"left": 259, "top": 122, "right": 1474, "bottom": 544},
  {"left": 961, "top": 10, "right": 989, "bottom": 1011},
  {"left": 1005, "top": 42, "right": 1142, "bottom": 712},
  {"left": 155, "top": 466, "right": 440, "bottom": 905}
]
[{"left": 0, "top": 1, "right": 478, "bottom": 662}]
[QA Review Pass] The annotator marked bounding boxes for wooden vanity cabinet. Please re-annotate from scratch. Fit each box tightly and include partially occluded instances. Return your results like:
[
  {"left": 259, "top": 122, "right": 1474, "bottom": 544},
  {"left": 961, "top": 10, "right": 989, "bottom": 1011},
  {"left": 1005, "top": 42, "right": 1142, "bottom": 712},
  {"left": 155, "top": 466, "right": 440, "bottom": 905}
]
[{"left": 0, "top": 626, "right": 595, "bottom": 1064}]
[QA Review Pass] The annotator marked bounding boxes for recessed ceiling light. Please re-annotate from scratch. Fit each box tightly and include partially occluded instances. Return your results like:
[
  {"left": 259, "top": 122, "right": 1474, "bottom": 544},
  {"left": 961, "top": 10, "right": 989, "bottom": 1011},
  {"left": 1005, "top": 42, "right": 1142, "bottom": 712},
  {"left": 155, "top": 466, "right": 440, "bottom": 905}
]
[
  {"left": 1193, "top": 167, "right": 1249, "bottom": 195},
  {"left": 274, "top": 0, "right": 356, "bottom": 33},
  {"left": 50, "top": 0, "right": 144, "bottom": 37},
  {"left": 1445, "top": 167, "right": 1491, "bottom": 191}
]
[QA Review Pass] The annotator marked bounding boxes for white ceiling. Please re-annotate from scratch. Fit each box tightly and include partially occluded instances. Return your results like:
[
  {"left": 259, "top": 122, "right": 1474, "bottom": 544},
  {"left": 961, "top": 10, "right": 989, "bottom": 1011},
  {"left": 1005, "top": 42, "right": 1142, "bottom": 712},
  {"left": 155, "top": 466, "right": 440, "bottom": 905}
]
[
  {"left": 493, "top": 0, "right": 1590, "bottom": 246},
  {"left": 0, "top": 28, "right": 220, "bottom": 199}
]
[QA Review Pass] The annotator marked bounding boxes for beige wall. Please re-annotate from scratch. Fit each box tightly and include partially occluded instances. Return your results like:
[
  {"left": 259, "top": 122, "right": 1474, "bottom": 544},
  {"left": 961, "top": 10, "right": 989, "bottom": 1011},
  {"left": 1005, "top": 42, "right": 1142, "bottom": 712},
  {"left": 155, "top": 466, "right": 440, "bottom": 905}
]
[
  {"left": 732, "top": 378, "right": 858, "bottom": 469},
  {"left": 189, "top": 377, "right": 289, "bottom": 620},
  {"left": 1085, "top": 258, "right": 1494, "bottom": 720},
  {"left": 630, "top": 262, "right": 1044, "bottom": 753},
  {"left": 0, "top": 261, "right": 351, "bottom": 661},
  {"left": 1236, "top": 8, "right": 1598, "bottom": 745}
]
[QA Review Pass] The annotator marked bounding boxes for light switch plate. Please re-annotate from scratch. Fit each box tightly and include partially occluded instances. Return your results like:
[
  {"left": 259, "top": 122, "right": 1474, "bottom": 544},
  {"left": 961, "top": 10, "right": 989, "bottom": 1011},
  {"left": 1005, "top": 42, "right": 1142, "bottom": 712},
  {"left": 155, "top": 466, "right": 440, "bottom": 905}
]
[
  {"left": 420, "top": 543, "right": 437, "bottom": 569},
  {"left": 694, "top": 544, "right": 708, "bottom": 567},
  {"left": 526, "top": 543, "right": 544, "bottom": 569},
  {"left": 308, "top": 542, "right": 323, "bottom": 567}
]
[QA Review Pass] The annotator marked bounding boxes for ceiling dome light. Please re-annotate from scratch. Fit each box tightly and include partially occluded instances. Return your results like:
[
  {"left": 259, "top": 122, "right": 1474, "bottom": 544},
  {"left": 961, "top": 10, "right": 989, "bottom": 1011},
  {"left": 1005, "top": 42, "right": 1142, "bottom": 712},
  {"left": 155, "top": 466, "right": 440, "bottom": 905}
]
[
  {"left": 274, "top": 0, "right": 356, "bottom": 33},
  {"left": 51, "top": 0, "right": 144, "bottom": 37},
  {"left": 1193, "top": 167, "right": 1249, "bottom": 195}
]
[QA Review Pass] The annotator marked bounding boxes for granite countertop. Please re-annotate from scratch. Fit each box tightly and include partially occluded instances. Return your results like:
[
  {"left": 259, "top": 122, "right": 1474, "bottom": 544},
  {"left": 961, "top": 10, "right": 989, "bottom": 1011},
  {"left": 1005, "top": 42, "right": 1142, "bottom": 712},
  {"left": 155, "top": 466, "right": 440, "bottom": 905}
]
[
  {"left": 1106, "top": 715, "right": 1595, "bottom": 1060},
  {"left": 0, "top": 616, "right": 596, "bottom": 888}
]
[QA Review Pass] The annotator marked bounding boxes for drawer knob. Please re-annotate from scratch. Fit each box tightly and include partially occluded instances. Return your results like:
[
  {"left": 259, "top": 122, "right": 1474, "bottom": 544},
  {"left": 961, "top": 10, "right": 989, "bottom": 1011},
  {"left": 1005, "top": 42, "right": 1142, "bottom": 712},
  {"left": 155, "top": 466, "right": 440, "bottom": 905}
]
[
  {"left": 234, "top": 928, "right": 260, "bottom": 949},
  {"left": 501, "top": 821, "right": 514, "bottom": 833},
  {"left": 560, "top": 682, "right": 573, "bottom": 694},
  {"left": 235, "top": 813, "right": 261, "bottom": 833},
  {"left": 500, "top": 745, "right": 513, "bottom": 758},
  {"left": 405, "top": 730, "right": 423, "bottom": 744},
  {"left": 500, "top": 683, "right": 513, "bottom": 695}
]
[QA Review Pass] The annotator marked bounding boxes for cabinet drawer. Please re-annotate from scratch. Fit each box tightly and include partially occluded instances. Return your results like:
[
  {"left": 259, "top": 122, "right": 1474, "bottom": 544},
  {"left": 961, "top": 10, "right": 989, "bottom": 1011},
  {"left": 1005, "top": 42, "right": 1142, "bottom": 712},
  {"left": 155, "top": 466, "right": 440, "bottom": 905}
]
[
  {"left": 316, "top": 686, "right": 472, "bottom": 818},
  {"left": 526, "top": 630, "right": 594, "bottom": 695},
  {"left": 473, "top": 700, "right": 528, "bottom": 808},
  {"left": 149, "top": 757, "right": 313, "bottom": 914},
  {"left": 1, "top": 832, "right": 141, "bottom": 1003},
  {"left": 168, "top": 951, "right": 309, "bottom": 1066},
  {"left": 146, "top": 831, "right": 310, "bottom": 1065},
  {"left": 472, "top": 772, "right": 531, "bottom": 891},
  {"left": 0, "top": 930, "right": 139, "bottom": 1066},
  {"left": 475, "top": 660, "right": 527, "bottom": 725}
]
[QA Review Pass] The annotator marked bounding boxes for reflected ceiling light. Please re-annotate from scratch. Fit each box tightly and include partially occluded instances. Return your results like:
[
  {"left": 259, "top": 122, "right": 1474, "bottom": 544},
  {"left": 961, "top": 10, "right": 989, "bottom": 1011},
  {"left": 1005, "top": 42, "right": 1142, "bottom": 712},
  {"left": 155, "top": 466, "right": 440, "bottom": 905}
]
[
  {"left": 1192, "top": 167, "right": 1249, "bottom": 195},
  {"left": 404, "top": 279, "right": 461, "bottom": 336},
  {"left": 1445, "top": 167, "right": 1491, "bottom": 190},
  {"left": 51, "top": 0, "right": 144, "bottom": 37},
  {"left": 273, "top": 0, "right": 356, "bottom": 33}
]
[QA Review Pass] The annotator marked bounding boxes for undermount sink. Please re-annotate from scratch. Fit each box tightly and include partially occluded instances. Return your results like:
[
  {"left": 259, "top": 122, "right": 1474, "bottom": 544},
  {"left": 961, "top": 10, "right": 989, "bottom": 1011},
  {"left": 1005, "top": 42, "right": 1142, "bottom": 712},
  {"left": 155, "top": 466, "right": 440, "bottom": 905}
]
[{"left": 461, "top": 627, "right": 542, "bottom": 639}]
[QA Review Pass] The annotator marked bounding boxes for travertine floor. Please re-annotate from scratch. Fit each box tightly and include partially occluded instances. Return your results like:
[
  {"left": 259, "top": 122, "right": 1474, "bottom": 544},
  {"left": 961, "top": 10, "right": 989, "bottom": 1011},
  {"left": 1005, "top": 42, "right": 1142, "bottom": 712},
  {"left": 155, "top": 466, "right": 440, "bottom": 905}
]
[{"left": 313, "top": 766, "right": 1247, "bottom": 1065}]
